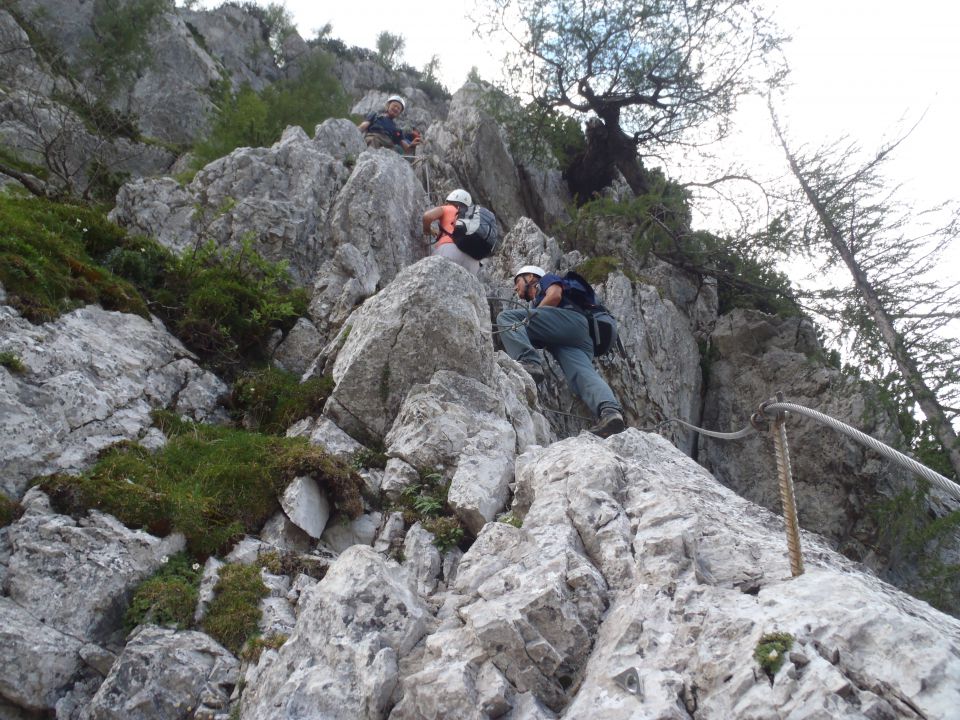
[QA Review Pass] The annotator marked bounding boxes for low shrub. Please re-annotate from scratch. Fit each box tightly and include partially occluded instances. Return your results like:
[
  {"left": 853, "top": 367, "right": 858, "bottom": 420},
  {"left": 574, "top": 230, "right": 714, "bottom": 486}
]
[
  {"left": 125, "top": 552, "right": 202, "bottom": 631},
  {"left": 231, "top": 366, "right": 333, "bottom": 434}
]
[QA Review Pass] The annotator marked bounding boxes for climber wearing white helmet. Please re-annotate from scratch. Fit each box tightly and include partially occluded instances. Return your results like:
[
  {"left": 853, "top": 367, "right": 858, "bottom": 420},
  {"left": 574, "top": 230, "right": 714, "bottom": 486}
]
[
  {"left": 497, "top": 265, "right": 626, "bottom": 437},
  {"left": 421, "top": 188, "right": 481, "bottom": 275},
  {"left": 357, "top": 95, "right": 421, "bottom": 153}
]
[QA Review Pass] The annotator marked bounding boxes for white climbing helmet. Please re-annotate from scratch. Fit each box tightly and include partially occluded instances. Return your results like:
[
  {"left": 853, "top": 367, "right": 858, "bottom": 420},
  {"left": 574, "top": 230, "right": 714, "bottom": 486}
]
[
  {"left": 386, "top": 95, "right": 405, "bottom": 110},
  {"left": 513, "top": 265, "right": 546, "bottom": 280},
  {"left": 445, "top": 189, "right": 473, "bottom": 206}
]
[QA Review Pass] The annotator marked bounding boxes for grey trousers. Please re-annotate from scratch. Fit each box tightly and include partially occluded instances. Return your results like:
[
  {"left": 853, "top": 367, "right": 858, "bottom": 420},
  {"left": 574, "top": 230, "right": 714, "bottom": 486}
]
[{"left": 497, "top": 306, "right": 621, "bottom": 418}]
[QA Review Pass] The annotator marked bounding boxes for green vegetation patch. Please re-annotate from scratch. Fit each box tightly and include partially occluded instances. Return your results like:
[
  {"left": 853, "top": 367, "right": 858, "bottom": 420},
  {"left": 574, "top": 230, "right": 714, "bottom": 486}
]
[
  {"left": 395, "top": 471, "right": 465, "bottom": 552},
  {"left": 0, "top": 492, "right": 21, "bottom": 528},
  {"left": 871, "top": 478, "right": 960, "bottom": 616},
  {"left": 575, "top": 256, "right": 623, "bottom": 286},
  {"left": 125, "top": 552, "right": 202, "bottom": 632},
  {"left": 0, "top": 196, "right": 148, "bottom": 323},
  {"left": 148, "top": 238, "right": 309, "bottom": 377},
  {"left": 192, "top": 53, "right": 348, "bottom": 168},
  {"left": 231, "top": 367, "right": 334, "bottom": 434},
  {"left": 563, "top": 183, "right": 799, "bottom": 318},
  {"left": 201, "top": 562, "right": 269, "bottom": 655},
  {"left": 37, "top": 414, "right": 364, "bottom": 557},
  {"left": 754, "top": 632, "right": 793, "bottom": 676},
  {"left": 0, "top": 351, "right": 26, "bottom": 374}
]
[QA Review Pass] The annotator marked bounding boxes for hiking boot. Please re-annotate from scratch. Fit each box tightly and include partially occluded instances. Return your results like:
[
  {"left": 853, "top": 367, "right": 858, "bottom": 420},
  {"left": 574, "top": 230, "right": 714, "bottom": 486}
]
[
  {"left": 519, "top": 360, "right": 545, "bottom": 383},
  {"left": 590, "top": 409, "right": 626, "bottom": 438}
]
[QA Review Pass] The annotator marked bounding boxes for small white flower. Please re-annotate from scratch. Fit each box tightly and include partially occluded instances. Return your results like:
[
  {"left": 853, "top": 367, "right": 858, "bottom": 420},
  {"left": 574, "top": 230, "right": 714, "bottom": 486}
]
[
  {"left": 767, "top": 650, "right": 779, "bottom": 660},
  {"left": 192, "top": 563, "right": 200, "bottom": 571},
  {"left": 82, "top": 228, "right": 88, "bottom": 233},
  {"left": 160, "top": 555, "right": 169, "bottom": 564}
]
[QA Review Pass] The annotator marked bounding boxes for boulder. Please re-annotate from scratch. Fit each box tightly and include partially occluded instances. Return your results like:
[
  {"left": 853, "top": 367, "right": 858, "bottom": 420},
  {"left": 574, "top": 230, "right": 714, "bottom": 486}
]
[
  {"left": 5, "top": 490, "right": 185, "bottom": 644},
  {"left": 322, "top": 256, "right": 494, "bottom": 440},
  {"left": 80, "top": 626, "right": 239, "bottom": 720},
  {"left": 0, "top": 304, "right": 226, "bottom": 499},
  {"left": 238, "top": 545, "right": 430, "bottom": 720}
]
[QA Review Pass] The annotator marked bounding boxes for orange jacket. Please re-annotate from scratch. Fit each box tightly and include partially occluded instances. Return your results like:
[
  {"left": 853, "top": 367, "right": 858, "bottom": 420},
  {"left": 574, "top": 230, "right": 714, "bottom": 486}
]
[{"left": 436, "top": 204, "right": 459, "bottom": 246}]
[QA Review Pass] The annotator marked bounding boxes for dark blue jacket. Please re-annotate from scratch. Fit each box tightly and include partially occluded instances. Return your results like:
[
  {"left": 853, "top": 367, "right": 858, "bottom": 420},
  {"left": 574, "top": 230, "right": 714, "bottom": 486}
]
[
  {"left": 533, "top": 273, "right": 586, "bottom": 312},
  {"left": 364, "top": 112, "right": 403, "bottom": 146}
]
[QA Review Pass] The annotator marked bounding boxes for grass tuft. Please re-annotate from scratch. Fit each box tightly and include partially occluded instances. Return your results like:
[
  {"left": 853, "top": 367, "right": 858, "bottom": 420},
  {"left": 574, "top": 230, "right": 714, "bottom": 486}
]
[
  {"left": 202, "top": 563, "right": 269, "bottom": 655},
  {"left": 36, "top": 416, "right": 364, "bottom": 557}
]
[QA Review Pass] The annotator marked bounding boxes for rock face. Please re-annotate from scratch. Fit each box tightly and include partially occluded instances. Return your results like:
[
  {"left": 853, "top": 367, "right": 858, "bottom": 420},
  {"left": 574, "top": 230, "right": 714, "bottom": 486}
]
[
  {"left": 698, "top": 308, "right": 948, "bottom": 578},
  {"left": 0, "top": 303, "right": 227, "bottom": 499},
  {"left": 81, "top": 626, "right": 239, "bottom": 720},
  {"left": 3, "top": 7, "right": 959, "bottom": 718},
  {"left": 321, "top": 257, "right": 496, "bottom": 440},
  {"left": 239, "top": 545, "right": 430, "bottom": 720},
  {"left": 388, "top": 431, "right": 960, "bottom": 719}
]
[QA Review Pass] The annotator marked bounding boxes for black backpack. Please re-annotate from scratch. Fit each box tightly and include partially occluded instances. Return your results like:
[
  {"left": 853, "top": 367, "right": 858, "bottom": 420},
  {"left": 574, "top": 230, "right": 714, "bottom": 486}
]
[
  {"left": 561, "top": 271, "right": 619, "bottom": 356},
  {"left": 451, "top": 205, "right": 500, "bottom": 260}
]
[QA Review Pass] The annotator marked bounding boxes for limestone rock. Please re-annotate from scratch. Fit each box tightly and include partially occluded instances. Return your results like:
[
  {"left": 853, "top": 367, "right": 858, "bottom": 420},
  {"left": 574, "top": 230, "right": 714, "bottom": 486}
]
[
  {"left": 271, "top": 317, "right": 322, "bottom": 376},
  {"left": 0, "top": 596, "right": 83, "bottom": 712},
  {"left": 111, "top": 124, "right": 358, "bottom": 287},
  {"left": 239, "top": 546, "right": 430, "bottom": 720},
  {"left": 80, "top": 626, "right": 239, "bottom": 720},
  {"left": 5, "top": 490, "right": 185, "bottom": 644},
  {"left": 320, "top": 511, "right": 382, "bottom": 554},
  {"left": 285, "top": 415, "right": 363, "bottom": 462},
  {"left": 323, "top": 257, "right": 494, "bottom": 440},
  {"left": 0, "top": 304, "right": 225, "bottom": 499},
  {"left": 699, "top": 309, "right": 929, "bottom": 569},
  {"left": 279, "top": 475, "right": 330, "bottom": 540}
]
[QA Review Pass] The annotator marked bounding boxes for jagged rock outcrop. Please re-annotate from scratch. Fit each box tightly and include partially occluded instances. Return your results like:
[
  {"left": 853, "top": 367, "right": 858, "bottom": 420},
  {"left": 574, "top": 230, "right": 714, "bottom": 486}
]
[
  {"left": 389, "top": 431, "right": 960, "bottom": 718},
  {"left": 698, "top": 308, "right": 960, "bottom": 580},
  {"left": 110, "top": 120, "right": 367, "bottom": 286},
  {"left": 239, "top": 545, "right": 431, "bottom": 720},
  {"left": 3, "top": 11, "right": 959, "bottom": 718},
  {"left": 0, "top": 303, "right": 227, "bottom": 499},
  {"left": 80, "top": 626, "right": 239, "bottom": 720},
  {"left": 320, "top": 257, "right": 497, "bottom": 440},
  {"left": 181, "top": 5, "right": 283, "bottom": 93},
  {"left": 0, "top": 490, "right": 184, "bottom": 713}
]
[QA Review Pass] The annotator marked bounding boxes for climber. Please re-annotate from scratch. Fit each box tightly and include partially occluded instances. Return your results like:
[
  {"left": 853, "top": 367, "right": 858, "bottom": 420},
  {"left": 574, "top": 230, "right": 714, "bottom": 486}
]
[
  {"left": 357, "top": 95, "right": 421, "bottom": 153},
  {"left": 497, "top": 265, "right": 626, "bottom": 438},
  {"left": 421, "top": 189, "right": 480, "bottom": 275}
]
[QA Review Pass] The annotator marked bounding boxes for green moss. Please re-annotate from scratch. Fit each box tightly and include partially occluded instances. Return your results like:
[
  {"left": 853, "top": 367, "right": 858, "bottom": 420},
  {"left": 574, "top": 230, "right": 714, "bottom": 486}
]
[
  {"left": 394, "top": 471, "right": 466, "bottom": 552},
  {"left": 497, "top": 512, "right": 522, "bottom": 528},
  {"left": 0, "top": 196, "right": 149, "bottom": 323},
  {"left": 575, "top": 256, "right": 622, "bottom": 285},
  {"left": 0, "top": 352, "right": 26, "bottom": 374},
  {"left": 202, "top": 562, "right": 269, "bottom": 655},
  {"left": 36, "top": 418, "right": 364, "bottom": 557},
  {"left": 231, "top": 367, "right": 334, "bottom": 434},
  {"left": 754, "top": 632, "right": 793, "bottom": 676},
  {"left": 124, "top": 552, "right": 202, "bottom": 631},
  {"left": 0, "top": 492, "right": 21, "bottom": 528},
  {"left": 351, "top": 445, "right": 389, "bottom": 470},
  {"left": 241, "top": 632, "right": 288, "bottom": 662}
]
